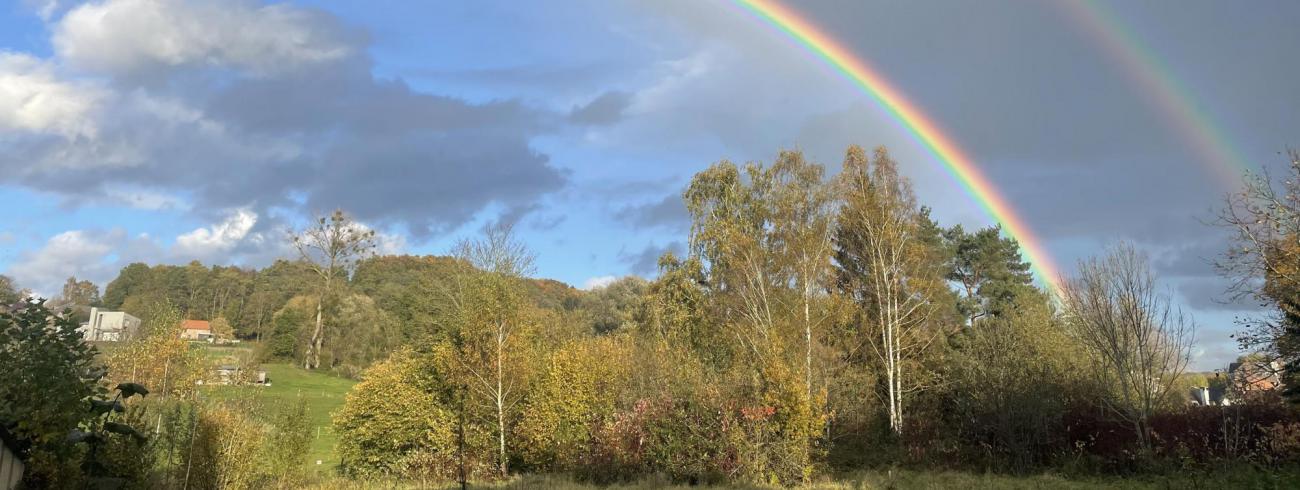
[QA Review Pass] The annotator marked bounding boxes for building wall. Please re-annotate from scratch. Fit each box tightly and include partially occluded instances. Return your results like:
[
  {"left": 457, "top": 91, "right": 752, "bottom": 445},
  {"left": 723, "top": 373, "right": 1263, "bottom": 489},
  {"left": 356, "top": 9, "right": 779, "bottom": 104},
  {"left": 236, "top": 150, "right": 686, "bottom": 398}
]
[
  {"left": 84, "top": 307, "right": 142, "bottom": 342},
  {"left": 181, "top": 328, "right": 212, "bottom": 341},
  {"left": 0, "top": 443, "right": 23, "bottom": 490}
]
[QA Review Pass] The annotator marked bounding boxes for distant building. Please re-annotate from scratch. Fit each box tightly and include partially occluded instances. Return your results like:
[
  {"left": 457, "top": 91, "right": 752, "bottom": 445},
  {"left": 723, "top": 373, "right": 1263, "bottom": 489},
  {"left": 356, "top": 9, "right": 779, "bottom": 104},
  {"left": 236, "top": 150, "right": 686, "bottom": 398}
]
[
  {"left": 77, "top": 307, "right": 141, "bottom": 342},
  {"left": 1189, "top": 385, "right": 1231, "bottom": 406},
  {"left": 1229, "top": 360, "right": 1282, "bottom": 392},
  {"left": 180, "top": 319, "right": 212, "bottom": 341}
]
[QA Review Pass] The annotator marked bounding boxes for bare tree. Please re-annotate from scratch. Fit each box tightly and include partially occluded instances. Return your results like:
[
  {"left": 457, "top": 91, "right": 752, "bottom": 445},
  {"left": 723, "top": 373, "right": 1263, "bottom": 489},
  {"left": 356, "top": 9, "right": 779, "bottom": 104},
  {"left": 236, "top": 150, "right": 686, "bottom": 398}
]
[
  {"left": 1062, "top": 242, "right": 1195, "bottom": 453},
  {"left": 289, "top": 209, "right": 376, "bottom": 370},
  {"left": 1213, "top": 150, "right": 1300, "bottom": 373}
]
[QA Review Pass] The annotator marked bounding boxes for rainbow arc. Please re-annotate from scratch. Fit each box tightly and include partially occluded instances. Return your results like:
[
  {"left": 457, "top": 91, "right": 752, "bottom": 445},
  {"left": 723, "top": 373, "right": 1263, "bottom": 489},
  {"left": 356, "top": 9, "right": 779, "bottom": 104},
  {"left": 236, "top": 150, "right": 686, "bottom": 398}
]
[{"left": 733, "top": 0, "right": 1065, "bottom": 292}]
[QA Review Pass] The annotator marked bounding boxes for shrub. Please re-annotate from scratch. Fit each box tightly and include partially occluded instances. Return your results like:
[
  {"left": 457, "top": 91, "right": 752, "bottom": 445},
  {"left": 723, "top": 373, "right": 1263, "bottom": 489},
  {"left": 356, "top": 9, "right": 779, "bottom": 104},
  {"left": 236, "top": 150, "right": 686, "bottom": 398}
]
[{"left": 333, "top": 349, "right": 458, "bottom": 478}]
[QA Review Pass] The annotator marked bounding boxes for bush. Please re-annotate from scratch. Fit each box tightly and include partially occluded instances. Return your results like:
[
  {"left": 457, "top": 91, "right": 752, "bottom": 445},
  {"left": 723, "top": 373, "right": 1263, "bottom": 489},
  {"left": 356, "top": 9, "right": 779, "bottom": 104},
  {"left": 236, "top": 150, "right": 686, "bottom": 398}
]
[
  {"left": 516, "top": 337, "right": 631, "bottom": 472},
  {"left": 333, "top": 349, "right": 459, "bottom": 478},
  {"left": 1064, "top": 403, "right": 1300, "bottom": 468}
]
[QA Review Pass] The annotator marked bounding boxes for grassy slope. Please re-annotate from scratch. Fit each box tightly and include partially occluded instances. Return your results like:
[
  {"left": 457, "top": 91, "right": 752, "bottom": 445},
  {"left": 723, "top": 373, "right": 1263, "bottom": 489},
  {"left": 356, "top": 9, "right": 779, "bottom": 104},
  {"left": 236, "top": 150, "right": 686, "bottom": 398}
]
[{"left": 201, "top": 345, "right": 355, "bottom": 475}]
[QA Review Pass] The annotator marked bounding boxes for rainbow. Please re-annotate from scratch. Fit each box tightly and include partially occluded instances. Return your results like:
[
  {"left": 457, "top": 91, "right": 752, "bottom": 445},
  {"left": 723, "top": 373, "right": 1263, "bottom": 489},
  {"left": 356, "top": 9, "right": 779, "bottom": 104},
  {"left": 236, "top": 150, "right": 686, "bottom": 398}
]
[
  {"left": 1060, "top": 0, "right": 1251, "bottom": 185},
  {"left": 731, "top": 0, "right": 1064, "bottom": 292}
]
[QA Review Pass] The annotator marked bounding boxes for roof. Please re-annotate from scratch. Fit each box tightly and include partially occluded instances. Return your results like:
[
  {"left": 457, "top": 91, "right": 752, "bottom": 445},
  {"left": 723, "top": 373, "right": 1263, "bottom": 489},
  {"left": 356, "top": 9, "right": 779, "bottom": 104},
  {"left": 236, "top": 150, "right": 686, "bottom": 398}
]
[{"left": 182, "top": 319, "right": 211, "bottom": 331}]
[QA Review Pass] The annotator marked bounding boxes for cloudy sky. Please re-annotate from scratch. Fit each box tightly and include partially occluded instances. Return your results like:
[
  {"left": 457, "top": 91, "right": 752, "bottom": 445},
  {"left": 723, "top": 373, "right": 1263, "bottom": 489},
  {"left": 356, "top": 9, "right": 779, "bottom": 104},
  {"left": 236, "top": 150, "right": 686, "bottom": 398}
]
[{"left": 1, "top": 0, "right": 1296, "bottom": 369}]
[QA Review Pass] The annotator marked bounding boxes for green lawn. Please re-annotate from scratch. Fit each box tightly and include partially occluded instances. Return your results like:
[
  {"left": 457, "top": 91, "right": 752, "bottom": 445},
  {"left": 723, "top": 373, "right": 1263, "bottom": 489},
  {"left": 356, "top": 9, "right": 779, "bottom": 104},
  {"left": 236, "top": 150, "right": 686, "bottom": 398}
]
[{"left": 204, "top": 359, "right": 356, "bottom": 475}]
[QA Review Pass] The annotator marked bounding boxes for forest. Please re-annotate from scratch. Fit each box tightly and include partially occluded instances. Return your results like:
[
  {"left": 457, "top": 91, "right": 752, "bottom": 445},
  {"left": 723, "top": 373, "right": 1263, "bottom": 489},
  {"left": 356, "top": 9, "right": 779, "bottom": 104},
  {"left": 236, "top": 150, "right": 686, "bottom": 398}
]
[{"left": 4, "top": 146, "right": 1300, "bottom": 488}]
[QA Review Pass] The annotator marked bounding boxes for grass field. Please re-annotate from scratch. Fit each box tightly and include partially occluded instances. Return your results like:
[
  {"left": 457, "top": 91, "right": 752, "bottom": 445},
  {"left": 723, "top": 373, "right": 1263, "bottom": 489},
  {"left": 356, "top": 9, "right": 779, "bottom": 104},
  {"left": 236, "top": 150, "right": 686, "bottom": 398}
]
[{"left": 201, "top": 345, "right": 356, "bottom": 475}]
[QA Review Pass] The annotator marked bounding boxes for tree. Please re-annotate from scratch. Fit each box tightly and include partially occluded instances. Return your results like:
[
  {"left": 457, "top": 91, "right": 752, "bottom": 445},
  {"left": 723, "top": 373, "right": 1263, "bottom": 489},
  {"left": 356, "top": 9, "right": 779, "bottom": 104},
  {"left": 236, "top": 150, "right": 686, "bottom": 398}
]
[
  {"left": 1061, "top": 242, "right": 1195, "bottom": 453},
  {"left": 323, "top": 293, "right": 400, "bottom": 378},
  {"left": 334, "top": 349, "right": 458, "bottom": 477},
  {"left": 0, "top": 274, "right": 25, "bottom": 308},
  {"left": 944, "top": 291, "right": 1083, "bottom": 469},
  {"left": 289, "top": 209, "right": 377, "bottom": 370},
  {"left": 833, "top": 145, "right": 946, "bottom": 435},
  {"left": 517, "top": 337, "right": 631, "bottom": 471},
  {"left": 583, "top": 276, "right": 648, "bottom": 335},
  {"left": 48, "top": 276, "right": 101, "bottom": 323},
  {"left": 942, "top": 224, "right": 1035, "bottom": 326},
  {"left": 442, "top": 223, "right": 537, "bottom": 478},
  {"left": 210, "top": 316, "right": 234, "bottom": 341},
  {"left": 0, "top": 299, "right": 103, "bottom": 486},
  {"left": 769, "top": 151, "right": 836, "bottom": 404},
  {"left": 683, "top": 151, "right": 831, "bottom": 482},
  {"left": 1215, "top": 150, "right": 1300, "bottom": 401},
  {"left": 106, "top": 300, "right": 207, "bottom": 399}
]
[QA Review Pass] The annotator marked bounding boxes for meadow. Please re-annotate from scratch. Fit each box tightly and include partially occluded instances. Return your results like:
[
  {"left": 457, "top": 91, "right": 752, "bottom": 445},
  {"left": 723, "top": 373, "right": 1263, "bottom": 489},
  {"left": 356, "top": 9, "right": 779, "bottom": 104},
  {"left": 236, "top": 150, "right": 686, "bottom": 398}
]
[{"left": 200, "top": 344, "right": 357, "bottom": 473}]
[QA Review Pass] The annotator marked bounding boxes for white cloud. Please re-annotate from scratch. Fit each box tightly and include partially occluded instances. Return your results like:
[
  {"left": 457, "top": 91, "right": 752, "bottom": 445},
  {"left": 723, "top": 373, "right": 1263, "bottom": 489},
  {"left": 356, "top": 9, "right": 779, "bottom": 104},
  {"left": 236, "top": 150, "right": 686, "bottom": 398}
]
[
  {"left": 3, "top": 208, "right": 415, "bottom": 297},
  {"left": 0, "top": 52, "right": 103, "bottom": 138},
  {"left": 173, "top": 208, "right": 257, "bottom": 260},
  {"left": 7, "top": 229, "right": 127, "bottom": 297},
  {"left": 54, "top": 0, "right": 355, "bottom": 76},
  {"left": 582, "top": 275, "right": 618, "bottom": 290}
]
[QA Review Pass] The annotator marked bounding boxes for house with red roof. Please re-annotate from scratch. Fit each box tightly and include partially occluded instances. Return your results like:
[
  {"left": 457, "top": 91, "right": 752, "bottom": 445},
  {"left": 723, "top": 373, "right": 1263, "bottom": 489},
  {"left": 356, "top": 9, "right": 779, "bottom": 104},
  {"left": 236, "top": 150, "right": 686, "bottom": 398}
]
[{"left": 180, "top": 319, "right": 212, "bottom": 341}]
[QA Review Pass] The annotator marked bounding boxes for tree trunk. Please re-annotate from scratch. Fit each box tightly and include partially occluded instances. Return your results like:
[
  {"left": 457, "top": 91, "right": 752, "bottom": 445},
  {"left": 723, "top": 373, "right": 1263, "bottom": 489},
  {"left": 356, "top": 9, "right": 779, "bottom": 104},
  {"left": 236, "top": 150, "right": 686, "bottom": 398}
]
[
  {"left": 496, "top": 324, "right": 508, "bottom": 477},
  {"left": 804, "top": 283, "right": 812, "bottom": 402},
  {"left": 306, "top": 295, "right": 323, "bottom": 370}
]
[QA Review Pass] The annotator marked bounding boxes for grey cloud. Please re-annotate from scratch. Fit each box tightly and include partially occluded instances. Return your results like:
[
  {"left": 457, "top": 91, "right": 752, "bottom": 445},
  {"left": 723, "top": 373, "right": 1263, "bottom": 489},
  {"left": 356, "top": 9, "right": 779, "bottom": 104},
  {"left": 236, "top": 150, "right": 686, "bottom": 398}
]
[
  {"left": 621, "top": 241, "right": 684, "bottom": 275},
  {"left": 54, "top": 0, "right": 364, "bottom": 78},
  {"left": 1177, "top": 276, "right": 1261, "bottom": 312},
  {"left": 1, "top": 0, "right": 569, "bottom": 240},
  {"left": 613, "top": 193, "right": 688, "bottom": 231},
  {"left": 570, "top": 91, "right": 633, "bottom": 126}
]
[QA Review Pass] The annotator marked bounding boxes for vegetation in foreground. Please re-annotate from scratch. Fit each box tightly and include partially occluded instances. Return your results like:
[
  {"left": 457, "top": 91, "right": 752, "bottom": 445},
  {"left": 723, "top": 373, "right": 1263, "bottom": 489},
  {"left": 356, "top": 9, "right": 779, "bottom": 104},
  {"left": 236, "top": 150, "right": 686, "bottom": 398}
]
[
  {"left": 206, "top": 361, "right": 356, "bottom": 471},
  {"left": 6, "top": 147, "right": 1300, "bottom": 488}
]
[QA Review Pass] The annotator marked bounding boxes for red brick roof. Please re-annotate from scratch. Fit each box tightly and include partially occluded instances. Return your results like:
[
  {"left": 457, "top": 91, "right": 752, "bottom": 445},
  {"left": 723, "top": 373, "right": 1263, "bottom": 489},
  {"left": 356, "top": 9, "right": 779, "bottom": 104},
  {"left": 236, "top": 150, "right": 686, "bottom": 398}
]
[{"left": 182, "top": 319, "right": 210, "bottom": 331}]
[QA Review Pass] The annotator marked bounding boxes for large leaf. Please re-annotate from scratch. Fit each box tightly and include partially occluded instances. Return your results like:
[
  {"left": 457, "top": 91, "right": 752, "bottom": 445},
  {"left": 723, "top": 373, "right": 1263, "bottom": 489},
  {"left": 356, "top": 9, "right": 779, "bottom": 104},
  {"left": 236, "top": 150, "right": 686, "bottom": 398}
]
[
  {"left": 114, "top": 382, "right": 150, "bottom": 399},
  {"left": 103, "top": 422, "right": 147, "bottom": 443},
  {"left": 89, "top": 399, "right": 124, "bottom": 415}
]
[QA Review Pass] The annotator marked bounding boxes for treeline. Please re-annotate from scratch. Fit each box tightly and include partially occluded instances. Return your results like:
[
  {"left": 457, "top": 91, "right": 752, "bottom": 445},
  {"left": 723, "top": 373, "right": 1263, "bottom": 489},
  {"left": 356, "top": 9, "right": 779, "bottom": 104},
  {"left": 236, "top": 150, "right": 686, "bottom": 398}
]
[
  {"left": 99, "top": 252, "right": 596, "bottom": 377},
  {"left": 322, "top": 145, "right": 1296, "bottom": 486}
]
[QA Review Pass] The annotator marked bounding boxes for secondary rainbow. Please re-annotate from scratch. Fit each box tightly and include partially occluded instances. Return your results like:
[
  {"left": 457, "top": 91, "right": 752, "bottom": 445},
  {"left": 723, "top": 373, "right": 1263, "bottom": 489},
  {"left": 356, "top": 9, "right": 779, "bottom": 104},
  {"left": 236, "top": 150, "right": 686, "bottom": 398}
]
[
  {"left": 1060, "top": 0, "right": 1251, "bottom": 186},
  {"left": 731, "top": 0, "right": 1064, "bottom": 292}
]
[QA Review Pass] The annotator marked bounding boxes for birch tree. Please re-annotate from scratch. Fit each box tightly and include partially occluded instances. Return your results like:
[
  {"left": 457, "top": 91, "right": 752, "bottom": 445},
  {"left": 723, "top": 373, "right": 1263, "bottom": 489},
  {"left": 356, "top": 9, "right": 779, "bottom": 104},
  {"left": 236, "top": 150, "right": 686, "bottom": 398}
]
[
  {"left": 683, "top": 151, "right": 830, "bottom": 480},
  {"left": 289, "top": 209, "right": 376, "bottom": 370},
  {"left": 769, "top": 152, "right": 835, "bottom": 401},
  {"left": 444, "top": 223, "right": 536, "bottom": 478},
  {"left": 833, "top": 145, "right": 944, "bottom": 435}
]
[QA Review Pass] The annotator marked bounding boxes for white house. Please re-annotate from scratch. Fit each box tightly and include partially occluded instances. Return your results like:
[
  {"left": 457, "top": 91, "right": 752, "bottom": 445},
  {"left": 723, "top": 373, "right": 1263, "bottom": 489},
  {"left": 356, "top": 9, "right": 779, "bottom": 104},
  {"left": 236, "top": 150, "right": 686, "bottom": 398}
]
[{"left": 78, "top": 307, "right": 142, "bottom": 342}]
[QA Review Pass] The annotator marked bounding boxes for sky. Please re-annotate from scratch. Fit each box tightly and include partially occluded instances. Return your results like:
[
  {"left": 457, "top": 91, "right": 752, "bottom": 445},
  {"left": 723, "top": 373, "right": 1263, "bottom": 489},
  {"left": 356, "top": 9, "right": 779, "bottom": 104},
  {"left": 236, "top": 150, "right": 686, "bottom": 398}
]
[{"left": 1, "top": 0, "right": 1297, "bottom": 370}]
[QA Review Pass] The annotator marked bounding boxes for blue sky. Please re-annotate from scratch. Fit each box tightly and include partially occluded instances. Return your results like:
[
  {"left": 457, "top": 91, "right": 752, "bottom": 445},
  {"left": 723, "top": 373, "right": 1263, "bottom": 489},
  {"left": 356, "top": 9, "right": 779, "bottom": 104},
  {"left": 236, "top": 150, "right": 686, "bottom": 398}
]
[{"left": 1, "top": 0, "right": 1297, "bottom": 369}]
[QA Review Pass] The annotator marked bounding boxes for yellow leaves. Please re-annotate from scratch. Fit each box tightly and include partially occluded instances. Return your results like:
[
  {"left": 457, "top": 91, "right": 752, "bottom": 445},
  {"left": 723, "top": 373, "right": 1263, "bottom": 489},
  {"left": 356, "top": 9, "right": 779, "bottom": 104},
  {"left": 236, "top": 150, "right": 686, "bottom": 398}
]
[
  {"left": 105, "top": 317, "right": 208, "bottom": 400},
  {"left": 333, "top": 349, "right": 455, "bottom": 476},
  {"left": 517, "top": 336, "right": 634, "bottom": 471}
]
